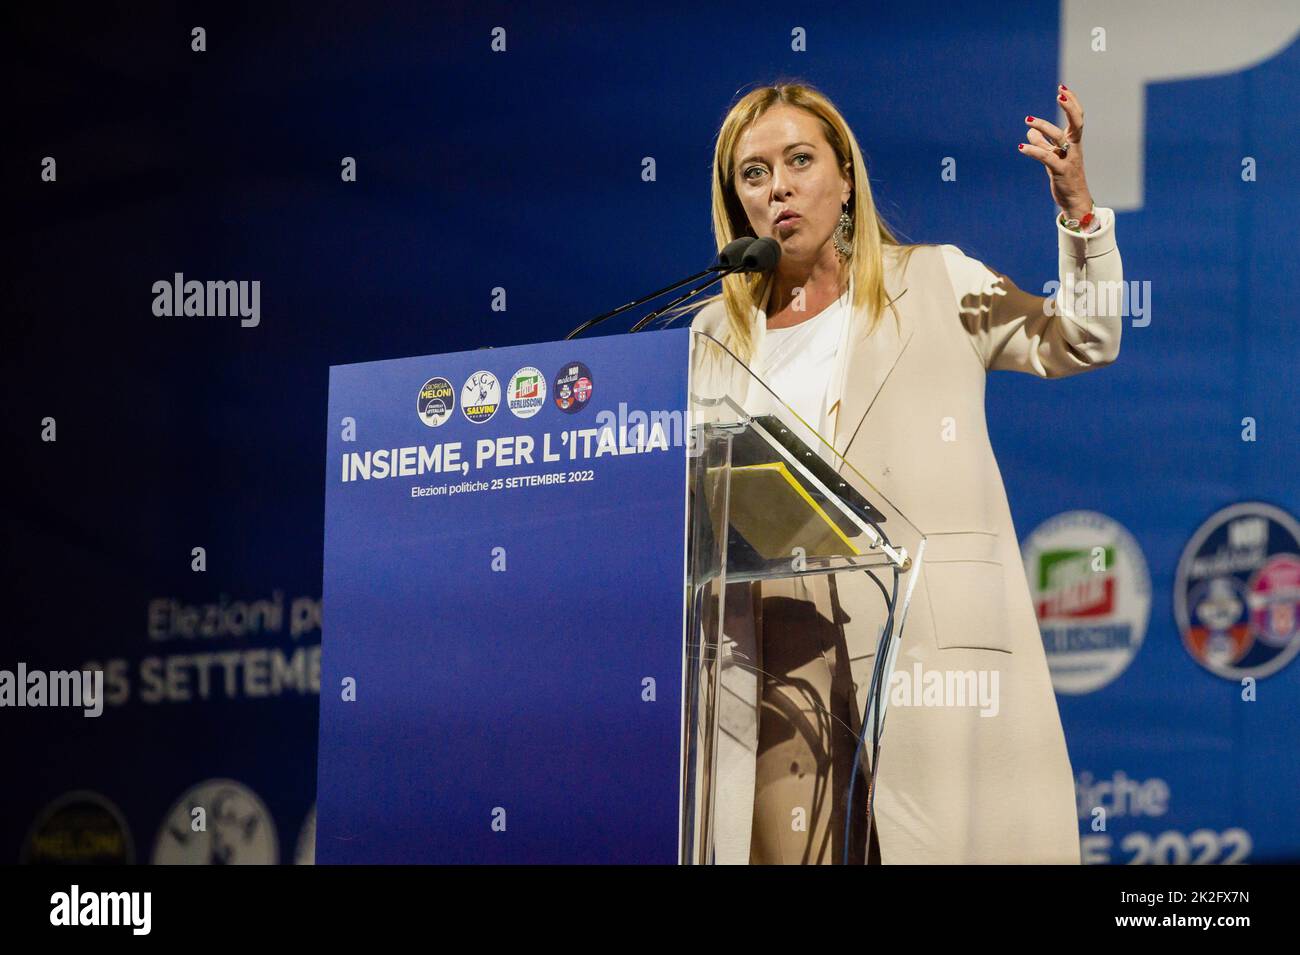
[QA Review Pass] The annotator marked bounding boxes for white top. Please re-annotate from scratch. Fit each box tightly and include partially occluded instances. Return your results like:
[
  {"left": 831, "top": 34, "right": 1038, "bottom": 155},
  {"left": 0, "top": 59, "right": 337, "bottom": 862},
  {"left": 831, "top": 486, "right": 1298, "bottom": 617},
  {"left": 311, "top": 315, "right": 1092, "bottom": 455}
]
[{"left": 751, "top": 282, "right": 852, "bottom": 440}]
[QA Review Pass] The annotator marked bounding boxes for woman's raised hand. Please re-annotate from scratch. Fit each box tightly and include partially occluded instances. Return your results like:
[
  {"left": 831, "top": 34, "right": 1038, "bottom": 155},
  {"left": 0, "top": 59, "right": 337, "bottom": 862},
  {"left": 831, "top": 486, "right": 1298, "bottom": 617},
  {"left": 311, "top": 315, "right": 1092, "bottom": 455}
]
[{"left": 1020, "top": 84, "right": 1093, "bottom": 221}]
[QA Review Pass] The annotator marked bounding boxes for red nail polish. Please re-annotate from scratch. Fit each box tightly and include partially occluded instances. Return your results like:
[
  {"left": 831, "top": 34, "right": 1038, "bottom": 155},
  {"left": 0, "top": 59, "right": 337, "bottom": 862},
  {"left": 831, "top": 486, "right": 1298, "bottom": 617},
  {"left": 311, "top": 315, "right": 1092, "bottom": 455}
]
[
  {"left": 1018, "top": 144, "right": 1024, "bottom": 150},
  {"left": 1060, "top": 84, "right": 1069, "bottom": 91},
  {"left": 1059, "top": 94, "right": 1067, "bottom": 102},
  {"left": 1026, "top": 115, "right": 1034, "bottom": 122}
]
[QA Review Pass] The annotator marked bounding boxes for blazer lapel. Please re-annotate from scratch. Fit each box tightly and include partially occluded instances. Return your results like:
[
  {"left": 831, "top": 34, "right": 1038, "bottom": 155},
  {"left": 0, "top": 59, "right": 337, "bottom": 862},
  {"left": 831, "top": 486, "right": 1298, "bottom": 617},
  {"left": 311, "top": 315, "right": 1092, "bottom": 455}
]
[{"left": 830, "top": 257, "right": 912, "bottom": 470}]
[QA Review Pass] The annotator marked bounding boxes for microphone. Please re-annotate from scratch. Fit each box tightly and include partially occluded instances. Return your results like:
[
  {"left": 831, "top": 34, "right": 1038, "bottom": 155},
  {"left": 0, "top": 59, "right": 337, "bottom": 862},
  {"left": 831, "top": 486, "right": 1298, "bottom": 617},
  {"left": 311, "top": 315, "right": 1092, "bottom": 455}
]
[
  {"left": 737, "top": 236, "right": 781, "bottom": 273},
  {"left": 564, "top": 237, "right": 772, "bottom": 340},
  {"left": 716, "top": 235, "right": 759, "bottom": 268},
  {"left": 628, "top": 237, "right": 781, "bottom": 333}
]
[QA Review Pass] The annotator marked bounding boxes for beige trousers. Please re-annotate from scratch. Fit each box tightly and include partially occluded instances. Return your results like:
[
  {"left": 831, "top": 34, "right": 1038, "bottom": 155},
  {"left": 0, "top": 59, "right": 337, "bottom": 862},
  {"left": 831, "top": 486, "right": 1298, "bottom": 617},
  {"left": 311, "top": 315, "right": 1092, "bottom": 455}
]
[{"left": 745, "top": 585, "right": 880, "bottom": 865}]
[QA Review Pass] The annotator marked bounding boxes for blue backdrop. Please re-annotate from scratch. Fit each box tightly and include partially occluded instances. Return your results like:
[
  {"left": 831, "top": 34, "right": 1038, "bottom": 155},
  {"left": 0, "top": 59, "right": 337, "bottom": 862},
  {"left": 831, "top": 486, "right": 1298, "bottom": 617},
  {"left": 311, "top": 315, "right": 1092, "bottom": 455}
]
[{"left": 5, "top": 1, "right": 1298, "bottom": 863}]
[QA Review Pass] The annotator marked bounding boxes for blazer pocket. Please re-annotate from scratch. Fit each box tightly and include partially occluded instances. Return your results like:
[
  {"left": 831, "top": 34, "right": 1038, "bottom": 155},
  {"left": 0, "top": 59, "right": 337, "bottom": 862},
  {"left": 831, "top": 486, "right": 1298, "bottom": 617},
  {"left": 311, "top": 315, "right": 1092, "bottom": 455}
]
[{"left": 921, "top": 531, "right": 1013, "bottom": 653}]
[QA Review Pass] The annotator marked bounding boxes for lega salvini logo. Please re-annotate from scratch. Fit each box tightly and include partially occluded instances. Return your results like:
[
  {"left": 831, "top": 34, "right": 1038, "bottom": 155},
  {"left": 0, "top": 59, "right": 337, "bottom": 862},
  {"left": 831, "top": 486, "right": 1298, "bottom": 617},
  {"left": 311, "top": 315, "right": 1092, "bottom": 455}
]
[{"left": 461, "top": 370, "right": 501, "bottom": 423}]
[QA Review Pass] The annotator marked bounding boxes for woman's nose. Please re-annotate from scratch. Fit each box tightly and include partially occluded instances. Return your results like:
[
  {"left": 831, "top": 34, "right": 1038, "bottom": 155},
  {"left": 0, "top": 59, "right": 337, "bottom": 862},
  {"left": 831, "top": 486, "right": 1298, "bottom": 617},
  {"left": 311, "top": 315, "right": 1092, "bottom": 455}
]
[{"left": 768, "top": 168, "right": 791, "bottom": 199}]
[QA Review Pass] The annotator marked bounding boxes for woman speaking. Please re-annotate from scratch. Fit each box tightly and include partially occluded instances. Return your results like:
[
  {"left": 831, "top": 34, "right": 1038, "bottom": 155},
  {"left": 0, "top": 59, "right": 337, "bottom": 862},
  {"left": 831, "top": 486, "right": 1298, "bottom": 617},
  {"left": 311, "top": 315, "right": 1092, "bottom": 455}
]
[{"left": 688, "top": 81, "right": 1123, "bottom": 864}]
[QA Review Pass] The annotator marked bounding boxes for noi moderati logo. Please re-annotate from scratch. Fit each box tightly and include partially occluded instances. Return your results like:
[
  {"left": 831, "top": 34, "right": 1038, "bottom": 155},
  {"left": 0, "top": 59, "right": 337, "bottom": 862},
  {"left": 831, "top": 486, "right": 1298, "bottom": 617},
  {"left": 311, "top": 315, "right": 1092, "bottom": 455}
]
[{"left": 50, "top": 885, "right": 151, "bottom": 935}]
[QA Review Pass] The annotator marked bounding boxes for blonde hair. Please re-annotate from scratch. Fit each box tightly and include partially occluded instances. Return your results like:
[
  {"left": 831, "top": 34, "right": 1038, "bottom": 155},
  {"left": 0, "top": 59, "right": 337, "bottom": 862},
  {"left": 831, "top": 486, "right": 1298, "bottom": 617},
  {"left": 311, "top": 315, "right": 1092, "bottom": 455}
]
[{"left": 674, "top": 81, "right": 923, "bottom": 364}]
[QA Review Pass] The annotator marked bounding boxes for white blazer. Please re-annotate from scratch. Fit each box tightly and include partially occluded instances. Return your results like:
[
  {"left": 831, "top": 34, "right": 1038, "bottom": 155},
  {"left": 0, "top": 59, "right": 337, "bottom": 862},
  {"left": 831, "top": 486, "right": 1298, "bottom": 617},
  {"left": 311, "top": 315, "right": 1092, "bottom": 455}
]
[{"left": 691, "top": 209, "right": 1124, "bottom": 863}]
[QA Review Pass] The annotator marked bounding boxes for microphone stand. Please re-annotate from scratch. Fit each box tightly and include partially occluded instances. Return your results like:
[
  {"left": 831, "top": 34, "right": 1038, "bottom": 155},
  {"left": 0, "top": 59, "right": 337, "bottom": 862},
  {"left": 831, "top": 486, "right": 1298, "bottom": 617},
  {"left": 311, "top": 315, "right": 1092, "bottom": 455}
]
[
  {"left": 565, "top": 237, "right": 760, "bottom": 340},
  {"left": 630, "top": 238, "right": 779, "bottom": 333},
  {"left": 564, "top": 265, "right": 732, "bottom": 341},
  {"left": 627, "top": 267, "right": 744, "bottom": 333}
]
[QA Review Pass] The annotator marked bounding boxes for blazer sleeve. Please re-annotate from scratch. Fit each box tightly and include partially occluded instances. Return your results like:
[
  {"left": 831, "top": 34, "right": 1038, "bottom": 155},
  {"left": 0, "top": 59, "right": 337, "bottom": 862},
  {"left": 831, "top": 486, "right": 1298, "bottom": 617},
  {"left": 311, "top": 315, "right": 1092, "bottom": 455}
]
[{"left": 941, "top": 207, "right": 1124, "bottom": 377}]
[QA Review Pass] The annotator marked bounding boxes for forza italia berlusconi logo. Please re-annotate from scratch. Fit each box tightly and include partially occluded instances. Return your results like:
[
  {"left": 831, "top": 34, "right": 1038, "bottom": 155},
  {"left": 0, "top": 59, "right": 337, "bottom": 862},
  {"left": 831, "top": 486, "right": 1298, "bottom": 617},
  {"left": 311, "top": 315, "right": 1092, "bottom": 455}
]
[
  {"left": 1021, "top": 510, "right": 1151, "bottom": 695},
  {"left": 507, "top": 366, "right": 546, "bottom": 419}
]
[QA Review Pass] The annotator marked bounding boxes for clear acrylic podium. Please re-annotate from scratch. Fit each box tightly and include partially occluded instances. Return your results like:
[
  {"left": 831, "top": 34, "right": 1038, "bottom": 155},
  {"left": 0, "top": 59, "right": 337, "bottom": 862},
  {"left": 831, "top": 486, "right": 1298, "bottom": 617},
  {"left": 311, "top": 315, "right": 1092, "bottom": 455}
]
[{"left": 681, "top": 329, "right": 927, "bottom": 864}]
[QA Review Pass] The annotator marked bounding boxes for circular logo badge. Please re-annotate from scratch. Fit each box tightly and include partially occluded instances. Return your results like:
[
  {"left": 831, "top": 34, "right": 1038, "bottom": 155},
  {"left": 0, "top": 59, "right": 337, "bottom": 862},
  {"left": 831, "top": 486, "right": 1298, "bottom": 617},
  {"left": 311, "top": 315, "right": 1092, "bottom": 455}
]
[
  {"left": 417, "top": 376, "right": 454, "bottom": 427},
  {"left": 554, "top": 361, "right": 593, "bottom": 413},
  {"left": 22, "top": 791, "right": 133, "bottom": 864},
  {"left": 507, "top": 366, "right": 547, "bottom": 419},
  {"left": 1175, "top": 502, "right": 1300, "bottom": 679},
  {"left": 460, "top": 371, "right": 500, "bottom": 424},
  {"left": 1021, "top": 510, "right": 1151, "bottom": 695},
  {"left": 151, "top": 778, "right": 279, "bottom": 864}
]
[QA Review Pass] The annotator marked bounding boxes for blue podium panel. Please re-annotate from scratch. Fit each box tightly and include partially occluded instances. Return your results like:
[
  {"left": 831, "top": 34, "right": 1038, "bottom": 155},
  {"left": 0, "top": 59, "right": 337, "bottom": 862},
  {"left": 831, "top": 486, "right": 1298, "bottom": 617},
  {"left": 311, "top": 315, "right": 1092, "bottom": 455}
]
[{"left": 318, "top": 329, "right": 691, "bottom": 863}]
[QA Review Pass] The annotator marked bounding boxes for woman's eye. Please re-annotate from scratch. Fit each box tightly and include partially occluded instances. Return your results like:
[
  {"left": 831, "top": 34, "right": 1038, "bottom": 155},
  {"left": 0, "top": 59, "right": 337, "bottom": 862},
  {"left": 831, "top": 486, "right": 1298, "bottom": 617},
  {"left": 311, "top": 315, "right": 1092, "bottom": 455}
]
[
  {"left": 792, "top": 153, "right": 811, "bottom": 166},
  {"left": 743, "top": 166, "right": 765, "bottom": 180}
]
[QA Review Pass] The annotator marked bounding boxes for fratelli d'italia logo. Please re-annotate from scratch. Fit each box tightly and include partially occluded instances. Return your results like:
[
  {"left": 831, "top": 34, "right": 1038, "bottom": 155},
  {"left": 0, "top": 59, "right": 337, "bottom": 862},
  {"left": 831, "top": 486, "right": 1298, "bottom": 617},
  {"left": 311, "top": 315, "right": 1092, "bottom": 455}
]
[
  {"left": 23, "top": 790, "right": 133, "bottom": 864},
  {"left": 507, "top": 366, "right": 546, "bottom": 419},
  {"left": 417, "top": 376, "right": 454, "bottom": 427},
  {"left": 461, "top": 371, "right": 500, "bottom": 424},
  {"left": 1021, "top": 511, "right": 1151, "bottom": 695},
  {"left": 1174, "top": 502, "right": 1300, "bottom": 680}
]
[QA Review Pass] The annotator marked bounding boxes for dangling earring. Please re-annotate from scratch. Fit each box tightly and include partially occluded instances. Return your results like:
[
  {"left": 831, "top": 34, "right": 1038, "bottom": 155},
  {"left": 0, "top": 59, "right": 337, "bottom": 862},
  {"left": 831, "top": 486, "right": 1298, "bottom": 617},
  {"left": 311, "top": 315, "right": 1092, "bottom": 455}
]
[{"left": 833, "top": 201, "right": 854, "bottom": 257}]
